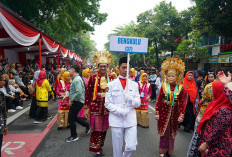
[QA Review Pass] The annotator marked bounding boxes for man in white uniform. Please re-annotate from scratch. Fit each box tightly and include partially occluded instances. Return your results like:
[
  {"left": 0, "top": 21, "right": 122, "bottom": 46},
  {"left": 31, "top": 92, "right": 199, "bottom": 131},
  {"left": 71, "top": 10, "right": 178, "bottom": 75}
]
[{"left": 105, "top": 57, "right": 141, "bottom": 157}]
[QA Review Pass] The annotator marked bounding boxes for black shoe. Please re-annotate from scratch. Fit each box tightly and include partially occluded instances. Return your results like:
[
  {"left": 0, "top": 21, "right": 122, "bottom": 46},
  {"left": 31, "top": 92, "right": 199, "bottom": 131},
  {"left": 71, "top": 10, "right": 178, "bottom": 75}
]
[
  {"left": 47, "top": 116, "right": 53, "bottom": 120},
  {"left": 86, "top": 125, "right": 91, "bottom": 134},
  {"left": 95, "top": 153, "right": 102, "bottom": 157},
  {"left": 100, "top": 148, "right": 105, "bottom": 156},
  {"left": 184, "top": 128, "right": 191, "bottom": 133},
  {"left": 57, "top": 127, "right": 62, "bottom": 130},
  {"left": 165, "top": 152, "right": 170, "bottom": 157},
  {"left": 65, "top": 136, "right": 79, "bottom": 142}
]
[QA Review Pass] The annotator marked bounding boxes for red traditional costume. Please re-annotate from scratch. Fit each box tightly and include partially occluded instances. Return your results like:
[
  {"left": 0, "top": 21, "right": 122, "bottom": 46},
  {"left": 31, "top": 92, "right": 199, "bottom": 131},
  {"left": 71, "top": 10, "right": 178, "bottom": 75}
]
[
  {"left": 155, "top": 58, "right": 185, "bottom": 156},
  {"left": 84, "top": 51, "right": 114, "bottom": 153}
]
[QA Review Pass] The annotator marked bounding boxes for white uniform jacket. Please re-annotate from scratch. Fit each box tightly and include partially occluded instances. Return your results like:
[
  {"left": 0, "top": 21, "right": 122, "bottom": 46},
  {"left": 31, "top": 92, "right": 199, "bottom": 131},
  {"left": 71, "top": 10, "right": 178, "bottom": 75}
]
[{"left": 105, "top": 78, "right": 141, "bottom": 128}]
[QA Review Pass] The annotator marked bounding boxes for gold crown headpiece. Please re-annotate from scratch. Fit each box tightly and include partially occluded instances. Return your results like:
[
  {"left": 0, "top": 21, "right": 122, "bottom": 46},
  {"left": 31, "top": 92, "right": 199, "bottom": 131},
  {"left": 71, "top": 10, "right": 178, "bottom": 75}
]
[
  {"left": 161, "top": 58, "right": 185, "bottom": 82},
  {"left": 93, "top": 51, "right": 114, "bottom": 66}
]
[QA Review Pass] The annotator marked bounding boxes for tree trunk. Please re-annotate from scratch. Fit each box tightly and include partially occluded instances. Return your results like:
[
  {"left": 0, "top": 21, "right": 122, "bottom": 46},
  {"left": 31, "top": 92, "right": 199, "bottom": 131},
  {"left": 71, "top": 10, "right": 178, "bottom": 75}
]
[
  {"left": 143, "top": 54, "right": 148, "bottom": 68},
  {"left": 154, "top": 39, "right": 159, "bottom": 68}
]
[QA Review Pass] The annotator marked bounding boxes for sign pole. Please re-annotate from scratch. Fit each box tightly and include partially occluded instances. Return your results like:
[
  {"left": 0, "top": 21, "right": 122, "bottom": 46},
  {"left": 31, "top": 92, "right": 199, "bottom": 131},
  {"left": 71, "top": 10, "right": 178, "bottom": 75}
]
[{"left": 125, "top": 53, "right": 130, "bottom": 93}]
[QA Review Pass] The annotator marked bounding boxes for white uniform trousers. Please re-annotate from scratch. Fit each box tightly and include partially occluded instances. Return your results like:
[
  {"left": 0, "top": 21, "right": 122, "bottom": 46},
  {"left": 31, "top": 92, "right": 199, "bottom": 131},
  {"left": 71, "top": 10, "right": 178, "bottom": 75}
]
[{"left": 111, "top": 126, "right": 137, "bottom": 157}]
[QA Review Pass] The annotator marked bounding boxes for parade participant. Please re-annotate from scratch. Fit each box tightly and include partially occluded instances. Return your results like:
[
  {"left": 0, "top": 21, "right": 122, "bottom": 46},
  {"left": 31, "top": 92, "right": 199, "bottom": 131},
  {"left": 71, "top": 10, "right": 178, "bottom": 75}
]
[
  {"left": 205, "top": 71, "right": 215, "bottom": 85},
  {"left": 180, "top": 71, "right": 197, "bottom": 132},
  {"left": 187, "top": 79, "right": 214, "bottom": 157},
  {"left": 55, "top": 72, "right": 71, "bottom": 130},
  {"left": 149, "top": 70, "right": 157, "bottom": 102},
  {"left": 135, "top": 70, "right": 144, "bottom": 82},
  {"left": 155, "top": 72, "right": 162, "bottom": 100},
  {"left": 84, "top": 51, "right": 114, "bottom": 157},
  {"left": 129, "top": 68, "right": 135, "bottom": 80},
  {"left": 78, "top": 68, "right": 90, "bottom": 119},
  {"left": 82, "top": 68, "right": 90, "bottom": 86},
  {"left": 105, "top": 57, "right": 141, "bottom": 157},
  {"left": 155, "top": 58, "right": 185, "bottom": 157},
  {"left": 34, "top": 71, "right": 55, "bottom": 124},
  {"left": 196, "top": 70, "right": 205, "bottom": 100},
  {"left": 197, "top": 81, "right": 232, "bottom": 156},
  {"left": 114, "top": 66, "right": 120, "bottom": 76},
  {"left": 53, "top": 68, "right": 65, "bottom": 94},
  {"left": 29, "top": 70, "right": 40, "bottom": 119},
  {"left": 136, "top": 73, "right": 152, "bottom": 128},
  {"left": 65, "top": 66, "right": 90, "bottom": 143},
  {"left": 217, "top": 71, "right": 232, "bottom": 103},
  {"left": 111, "top": 72, "right": 117, "bottom": 79}
]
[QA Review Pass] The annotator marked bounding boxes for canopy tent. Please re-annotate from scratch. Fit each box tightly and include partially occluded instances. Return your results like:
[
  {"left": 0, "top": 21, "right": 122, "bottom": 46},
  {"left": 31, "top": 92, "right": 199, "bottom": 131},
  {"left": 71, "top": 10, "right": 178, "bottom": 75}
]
[{"left": 0, "top": 4, "right": 82, "bottom": 69}]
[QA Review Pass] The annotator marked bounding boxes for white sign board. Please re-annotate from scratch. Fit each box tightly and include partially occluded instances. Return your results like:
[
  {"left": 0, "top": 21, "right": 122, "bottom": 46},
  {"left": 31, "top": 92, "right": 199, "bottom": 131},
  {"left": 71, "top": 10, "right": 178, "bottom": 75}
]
[{"left": 109, "top": 36, "right": 148, "bottom": 54}]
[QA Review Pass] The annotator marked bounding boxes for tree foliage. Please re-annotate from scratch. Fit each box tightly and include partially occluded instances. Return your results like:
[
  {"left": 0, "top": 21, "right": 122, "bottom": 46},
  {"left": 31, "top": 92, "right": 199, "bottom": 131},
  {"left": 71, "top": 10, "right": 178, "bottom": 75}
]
[
  {"left": 66, "top": 32, "right": 96, "bottom": 60},
  {"left": 1, "top": 0, "right": 107, "bottom": 44},
  {"left": 192, "top": 0, "right": 232, "bottom": 37},
  {"left": 136, "top": 1, "right": 194, "bottom": 67},
  {"left": 174, "top": 29, "right": 208, "bottom": 60}
]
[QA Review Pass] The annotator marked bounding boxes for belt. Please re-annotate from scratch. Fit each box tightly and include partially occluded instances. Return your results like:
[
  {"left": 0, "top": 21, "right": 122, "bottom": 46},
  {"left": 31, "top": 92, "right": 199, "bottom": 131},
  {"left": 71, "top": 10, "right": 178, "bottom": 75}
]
[
  {"left": 97, "top": 92, "right": 106, "bottom": 97},
  {"left": 164, "top": 100, "right": 177, "bottom": 105}
]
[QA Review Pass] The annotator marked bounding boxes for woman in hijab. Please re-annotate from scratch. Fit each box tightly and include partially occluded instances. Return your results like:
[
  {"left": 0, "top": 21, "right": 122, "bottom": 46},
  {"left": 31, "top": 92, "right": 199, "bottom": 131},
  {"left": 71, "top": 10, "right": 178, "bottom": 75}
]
[
  {"left": 78, "top": 69, "right": 90, "bottom": 119},
  {"left": 29, "top": 70, "right": 40, "bottom": 119},
  {"left": 82, "top": 68, "right": 90, "bottom": 86},
  {"left": 34, "top": 71, "right": 55, "bottom": 124},
  {"left": 55, "top": 71, "right": 71, "bottom": 130},
  {"left": 136, "top": 73, "right": 152, "bottom": 127},
  {"left": 180, "top": 71, "right": 197, "bottom": 132},
  {"left": 197, "top": 81, "right": 232, "bottom": 156},
  {"left": 111, "top": 72, "right": 117, "bottom": 79},
  {"left": 187, "top": 75, "right": 214, "bottom": 157},
  {"left": 53, "top": 68, "right": 65, "bottom": 95},
  {"left": 129, "top": 68, "right": 135, "bottom": 81}
]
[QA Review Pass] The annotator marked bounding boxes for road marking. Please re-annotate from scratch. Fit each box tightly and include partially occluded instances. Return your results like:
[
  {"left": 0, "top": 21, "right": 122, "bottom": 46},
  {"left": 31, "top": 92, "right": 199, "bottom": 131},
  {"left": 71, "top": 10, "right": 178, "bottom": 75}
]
[
  {"left": 7, "top": 106, "right": 30, "bottom": 125},
  {"left": 3, "top": 114, "right": 58, "bottom": 157},
  {"left": 149, "top": 105, "right": 155, "bottom": 111}
]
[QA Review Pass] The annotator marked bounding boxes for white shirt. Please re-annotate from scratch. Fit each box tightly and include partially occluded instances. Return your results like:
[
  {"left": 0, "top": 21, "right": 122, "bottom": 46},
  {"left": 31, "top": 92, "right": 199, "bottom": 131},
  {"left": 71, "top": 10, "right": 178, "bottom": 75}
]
[{"left": 105, "top": 76, "right": 141, "bottom": 128}]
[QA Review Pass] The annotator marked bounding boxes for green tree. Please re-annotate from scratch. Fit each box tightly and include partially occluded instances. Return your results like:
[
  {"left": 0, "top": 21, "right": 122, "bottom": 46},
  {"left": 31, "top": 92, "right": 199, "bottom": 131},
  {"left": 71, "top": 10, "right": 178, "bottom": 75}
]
[
  {"left": 66, "top": 31, "right": 96, "bottom": 60},
  {"left": 1, "top": 0, "right": 107, "bottom": 43},
  {"left": 192, "top": 0, "right": 232, "bottom": 38},
  {"left": 174, "top": 29, "right": 208, "bottom": 60},
  {"left": 136, "top": 2, "right": 195, "bottom": 67}
]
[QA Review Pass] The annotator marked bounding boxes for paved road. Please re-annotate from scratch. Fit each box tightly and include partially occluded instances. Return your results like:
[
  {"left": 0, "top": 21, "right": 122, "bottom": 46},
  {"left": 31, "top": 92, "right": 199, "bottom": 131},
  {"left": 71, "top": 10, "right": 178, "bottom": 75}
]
[
  {"left": 32, "top": 101, "right": 193, "bottom": 157},
  {"left": 4, "top": 100, "right": 193, "bottom": 157}
]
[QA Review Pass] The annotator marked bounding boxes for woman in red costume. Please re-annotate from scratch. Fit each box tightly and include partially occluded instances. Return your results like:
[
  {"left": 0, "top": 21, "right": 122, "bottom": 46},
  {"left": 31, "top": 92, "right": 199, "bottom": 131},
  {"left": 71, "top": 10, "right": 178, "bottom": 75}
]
[
  {"left": 197, "top": 80, "right": 232, "bottom": 157},
  {"left": 155, "top": 58, "right": 186, "bottom": 157}
]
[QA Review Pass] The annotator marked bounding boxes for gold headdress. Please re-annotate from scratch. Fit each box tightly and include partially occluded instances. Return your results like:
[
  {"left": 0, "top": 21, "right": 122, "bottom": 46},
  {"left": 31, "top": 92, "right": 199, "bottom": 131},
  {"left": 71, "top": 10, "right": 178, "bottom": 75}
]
[
  {"left": 161, "top": 58, "right": 185, "bottom": 83},
  {"left": 93, "top": 51, "right": 114, "bottom": 66}
]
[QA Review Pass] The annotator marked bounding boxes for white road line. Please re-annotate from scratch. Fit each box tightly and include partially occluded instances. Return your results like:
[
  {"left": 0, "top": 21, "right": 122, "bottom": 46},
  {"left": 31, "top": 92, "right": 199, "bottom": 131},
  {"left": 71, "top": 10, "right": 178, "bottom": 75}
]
[
  {"left": 148, "top": 105, "right": 156, "bottom": 111},
  {"left": 7, "top": 106, "right": 30, "bottom": 125}
]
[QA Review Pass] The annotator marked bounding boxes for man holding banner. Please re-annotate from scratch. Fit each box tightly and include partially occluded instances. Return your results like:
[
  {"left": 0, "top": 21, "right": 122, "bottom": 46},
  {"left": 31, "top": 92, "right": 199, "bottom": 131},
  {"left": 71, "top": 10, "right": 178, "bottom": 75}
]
[{"left": 105, "top": 57, "right": 141, "bottom": 157}]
